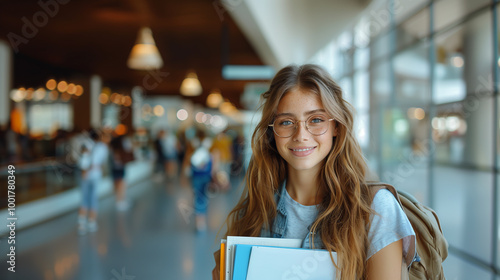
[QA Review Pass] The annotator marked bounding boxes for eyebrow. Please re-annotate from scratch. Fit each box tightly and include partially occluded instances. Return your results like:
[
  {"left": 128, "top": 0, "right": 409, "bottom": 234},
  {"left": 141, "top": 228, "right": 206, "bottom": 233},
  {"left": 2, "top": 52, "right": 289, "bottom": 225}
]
[{"left": 275, "top": 109, "right": 326, "bottom": 118}]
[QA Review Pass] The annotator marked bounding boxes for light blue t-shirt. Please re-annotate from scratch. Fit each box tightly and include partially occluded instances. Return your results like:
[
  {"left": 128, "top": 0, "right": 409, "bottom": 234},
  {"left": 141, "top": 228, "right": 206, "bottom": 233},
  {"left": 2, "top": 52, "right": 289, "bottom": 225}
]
[
  {"left": 282, "top": 188, "right": 415, "bottom": 263},
  {"left": 282, "top": 188, "right": 319, "bottom": 239},
  {"left": 367, "top": 189, "right": 415, "bottom": 263}
]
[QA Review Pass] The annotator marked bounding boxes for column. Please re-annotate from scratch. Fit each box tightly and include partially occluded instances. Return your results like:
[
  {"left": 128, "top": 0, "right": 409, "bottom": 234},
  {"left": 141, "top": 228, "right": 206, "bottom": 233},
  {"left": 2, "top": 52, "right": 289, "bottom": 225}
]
[
  {"left": 90, "top": 75, "right": 102, "bottom": 128},
  {"left": 0, "top": 40, "right": 12, "bottom": 126}
]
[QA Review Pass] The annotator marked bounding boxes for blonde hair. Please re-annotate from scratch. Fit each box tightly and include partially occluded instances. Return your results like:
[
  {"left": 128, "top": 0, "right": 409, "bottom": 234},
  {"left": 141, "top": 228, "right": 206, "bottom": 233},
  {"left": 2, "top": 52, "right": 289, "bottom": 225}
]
[{"left": 225, "top": 64, "right": 372, "bottom": 279}]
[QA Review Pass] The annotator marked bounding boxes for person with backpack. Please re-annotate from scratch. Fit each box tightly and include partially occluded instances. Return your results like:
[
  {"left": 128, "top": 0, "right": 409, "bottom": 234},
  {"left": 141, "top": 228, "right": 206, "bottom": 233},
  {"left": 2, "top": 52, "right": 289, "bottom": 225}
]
[
  {"left": 212, "top": 64, "right": 419, "bottom": 279},
  {"left": 190, "top": 129, "right": 215, "bottom": 233},
  {"left": 77, "top": 129, "right": 109, "bottom": 235}
]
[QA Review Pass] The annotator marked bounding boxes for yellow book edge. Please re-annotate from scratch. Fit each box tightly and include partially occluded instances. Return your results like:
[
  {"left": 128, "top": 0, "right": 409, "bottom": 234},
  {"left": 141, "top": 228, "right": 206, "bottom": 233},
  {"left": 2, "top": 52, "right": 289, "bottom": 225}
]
[{"left": 220, "top": 241, "right": 226, "bottom": 280}]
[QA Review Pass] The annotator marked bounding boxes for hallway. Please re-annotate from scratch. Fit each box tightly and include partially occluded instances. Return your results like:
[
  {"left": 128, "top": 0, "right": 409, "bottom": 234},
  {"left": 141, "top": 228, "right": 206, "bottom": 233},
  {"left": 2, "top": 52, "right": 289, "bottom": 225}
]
[{"left": 0, "top": 174, "right": 243, "bottom": 280}]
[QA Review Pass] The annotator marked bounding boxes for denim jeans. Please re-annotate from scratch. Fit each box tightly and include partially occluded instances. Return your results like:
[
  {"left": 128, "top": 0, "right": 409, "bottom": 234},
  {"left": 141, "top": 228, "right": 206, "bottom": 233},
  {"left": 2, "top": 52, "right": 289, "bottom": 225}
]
[{"left": 192, "top": 174, "right": 212, "bottom": 214}]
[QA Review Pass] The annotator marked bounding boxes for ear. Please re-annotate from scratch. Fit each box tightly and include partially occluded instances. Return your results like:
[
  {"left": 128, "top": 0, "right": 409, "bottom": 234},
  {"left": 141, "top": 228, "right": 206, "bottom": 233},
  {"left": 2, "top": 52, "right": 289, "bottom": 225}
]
[{"left": 332, "top": 121, "right": 338, "bottom": 137}]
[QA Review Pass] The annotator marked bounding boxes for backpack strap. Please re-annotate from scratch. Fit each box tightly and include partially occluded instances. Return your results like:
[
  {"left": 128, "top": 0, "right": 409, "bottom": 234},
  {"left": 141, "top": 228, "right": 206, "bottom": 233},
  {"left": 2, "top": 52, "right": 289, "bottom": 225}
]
[{"left": 366, "top": 182, "right": 403, "bottom": 208}]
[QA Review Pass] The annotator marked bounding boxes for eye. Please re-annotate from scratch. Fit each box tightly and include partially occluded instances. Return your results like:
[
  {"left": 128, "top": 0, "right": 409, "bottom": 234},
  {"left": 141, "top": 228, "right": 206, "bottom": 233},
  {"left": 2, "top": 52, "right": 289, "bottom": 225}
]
[
  {"left": 309, "top": 115, "right": 326, "bottom": 124},
  {"left": 277, "top": 119, "right": 294, "bottom": 126}
]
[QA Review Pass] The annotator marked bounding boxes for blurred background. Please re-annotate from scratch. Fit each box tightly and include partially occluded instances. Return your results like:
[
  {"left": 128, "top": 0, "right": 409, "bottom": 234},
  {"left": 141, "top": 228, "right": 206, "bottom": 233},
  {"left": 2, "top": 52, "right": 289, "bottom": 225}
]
[{"left": 0, "top": 0, "right": 498, "bottom": 279}]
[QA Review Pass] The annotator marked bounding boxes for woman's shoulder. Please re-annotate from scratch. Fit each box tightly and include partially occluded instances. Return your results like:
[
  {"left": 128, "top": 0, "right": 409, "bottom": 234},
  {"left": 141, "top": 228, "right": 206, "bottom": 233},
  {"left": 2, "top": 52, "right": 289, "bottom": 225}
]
[
  {"left": 367, "top": 188, "right": 416, "bottom": 261},
  {"left": 371, "top": 189, "right": 400, "bottom": 211}
]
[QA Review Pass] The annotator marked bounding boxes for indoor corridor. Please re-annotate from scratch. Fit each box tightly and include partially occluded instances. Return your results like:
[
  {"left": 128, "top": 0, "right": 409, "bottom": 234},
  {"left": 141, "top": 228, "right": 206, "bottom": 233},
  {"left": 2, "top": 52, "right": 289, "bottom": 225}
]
[{"left": 0, "top": 172, "right": 243, "bottom": 280}]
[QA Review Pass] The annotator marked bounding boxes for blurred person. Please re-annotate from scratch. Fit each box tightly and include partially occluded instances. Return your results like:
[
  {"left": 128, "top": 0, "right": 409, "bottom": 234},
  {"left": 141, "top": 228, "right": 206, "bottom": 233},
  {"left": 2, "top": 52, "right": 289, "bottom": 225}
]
[
  {"left": 163, "top": 129, "right": 179, "bottom": 178},
  {"left": 230, "top": 131, "right": 246, "bottom": 176},
  {"left": 210, "top": 131, "right": 232, "bottom": 176},
  {"left": 110, "top": 135, "right": 134, "bottom": 211},
  {"left": 154, "top": 130, "right": 167, "bottom": 176},
  {"left": 190, "top": 129, "right": 215, "bottom": 233},
  {"left": 5, "top": 123, "right": 19, "bottom": 162},
  {"left": 133, "top": 127, "right": 151, "bottom": 160},
  {"left": 154, "top": 129, "right": 179, "bottom": 178},
  {"left": 77, "top": 129, "right": 109, "bottom": 235},
  {"left": 176, "top": 129, "right": 187, "bottom": 174}
]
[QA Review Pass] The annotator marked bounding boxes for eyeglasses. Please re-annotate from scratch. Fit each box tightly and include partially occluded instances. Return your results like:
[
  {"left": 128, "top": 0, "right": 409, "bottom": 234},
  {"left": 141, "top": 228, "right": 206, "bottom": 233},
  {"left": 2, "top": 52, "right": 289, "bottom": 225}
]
[{"left": 268, "top": 114, "right": 334, "bottom": 138}]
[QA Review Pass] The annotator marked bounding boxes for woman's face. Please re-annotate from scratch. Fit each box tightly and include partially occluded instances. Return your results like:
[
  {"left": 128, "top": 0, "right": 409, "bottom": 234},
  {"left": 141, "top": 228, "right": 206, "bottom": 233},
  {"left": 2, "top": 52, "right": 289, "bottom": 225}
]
[{"left": 274, "top": 87, "right": 337, "bottom": 175}]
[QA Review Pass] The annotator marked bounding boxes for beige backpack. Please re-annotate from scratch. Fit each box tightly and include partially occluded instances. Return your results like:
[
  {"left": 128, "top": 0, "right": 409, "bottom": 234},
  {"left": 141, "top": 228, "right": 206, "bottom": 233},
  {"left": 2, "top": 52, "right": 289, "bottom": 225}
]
[{"left": 368, "top": 182, "right": 448, "bottom": 279}]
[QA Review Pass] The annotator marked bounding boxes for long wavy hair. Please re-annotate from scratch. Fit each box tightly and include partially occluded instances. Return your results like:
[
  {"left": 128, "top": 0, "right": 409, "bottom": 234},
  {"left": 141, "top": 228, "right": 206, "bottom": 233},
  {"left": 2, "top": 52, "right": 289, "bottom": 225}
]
[{"left": 225, "top": 64, "right": 372, "bottom": 279}]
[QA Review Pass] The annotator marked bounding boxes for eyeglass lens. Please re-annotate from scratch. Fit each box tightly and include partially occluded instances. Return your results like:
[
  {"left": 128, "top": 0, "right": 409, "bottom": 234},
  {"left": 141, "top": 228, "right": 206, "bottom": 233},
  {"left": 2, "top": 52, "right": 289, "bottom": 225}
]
[{"left": 273, "top": 115, "right": 331, "bottom": 137}]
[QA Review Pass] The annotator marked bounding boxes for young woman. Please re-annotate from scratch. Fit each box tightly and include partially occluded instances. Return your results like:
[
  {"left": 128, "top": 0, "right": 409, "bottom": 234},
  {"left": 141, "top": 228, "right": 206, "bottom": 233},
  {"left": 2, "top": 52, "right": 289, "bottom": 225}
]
[{"left": 212, "top": 64, "right": 416, "bottom": 279}]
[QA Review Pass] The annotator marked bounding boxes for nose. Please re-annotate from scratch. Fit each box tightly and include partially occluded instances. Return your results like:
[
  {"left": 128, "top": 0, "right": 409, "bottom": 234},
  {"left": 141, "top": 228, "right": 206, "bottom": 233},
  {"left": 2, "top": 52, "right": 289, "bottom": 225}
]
[{"left": 292, "top": 121, "right": 309, "bottom": 141}]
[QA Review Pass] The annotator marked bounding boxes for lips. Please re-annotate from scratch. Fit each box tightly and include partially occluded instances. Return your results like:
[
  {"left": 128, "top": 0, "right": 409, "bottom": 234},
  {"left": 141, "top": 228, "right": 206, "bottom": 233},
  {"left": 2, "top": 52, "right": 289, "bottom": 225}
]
[{"left": 289, "top": 146, "right": 316, "bottom": 157}]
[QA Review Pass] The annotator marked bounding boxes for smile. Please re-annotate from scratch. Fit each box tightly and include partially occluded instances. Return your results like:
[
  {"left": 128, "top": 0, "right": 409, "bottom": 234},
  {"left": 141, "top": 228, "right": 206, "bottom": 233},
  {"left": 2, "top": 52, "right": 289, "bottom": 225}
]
[{"left": 291, "top": 147, "right": 315, "bottom": 152}]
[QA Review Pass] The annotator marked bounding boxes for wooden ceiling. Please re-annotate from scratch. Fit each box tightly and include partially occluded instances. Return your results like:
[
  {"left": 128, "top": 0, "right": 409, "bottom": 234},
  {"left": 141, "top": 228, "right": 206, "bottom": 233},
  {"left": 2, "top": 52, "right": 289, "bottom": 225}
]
[{"left": 0, "top": 0, "right": 265, "bottom": 109}]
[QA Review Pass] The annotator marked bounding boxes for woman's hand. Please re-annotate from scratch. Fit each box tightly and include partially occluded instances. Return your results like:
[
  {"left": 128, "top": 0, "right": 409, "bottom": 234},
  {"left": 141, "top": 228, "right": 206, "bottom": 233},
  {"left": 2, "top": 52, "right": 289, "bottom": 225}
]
[{"left": 212, "top": 249, "right": 221, "bottom": 280}]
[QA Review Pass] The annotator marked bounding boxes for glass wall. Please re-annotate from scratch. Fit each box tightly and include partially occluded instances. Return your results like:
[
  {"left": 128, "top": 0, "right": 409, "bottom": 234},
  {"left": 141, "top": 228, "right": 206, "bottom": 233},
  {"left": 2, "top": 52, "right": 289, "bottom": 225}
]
[{"left": 326, "top": 0, "right": 498, "bottom": 278}]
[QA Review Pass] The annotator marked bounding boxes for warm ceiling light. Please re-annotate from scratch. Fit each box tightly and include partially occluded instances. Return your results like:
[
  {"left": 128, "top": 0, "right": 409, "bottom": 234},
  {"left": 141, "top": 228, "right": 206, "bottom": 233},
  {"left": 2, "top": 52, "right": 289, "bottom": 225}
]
[
  {"left": 127, "top": 27, "right": 164, "bottom": 70},
  {"left": 207, "top": 89, "right": 223, "bottom": 108},
  {"left": 57, "top": 81, "right": 68, "bottom": 92},
  {"left": 123, "top": 96, "right": 132, "bottom": 107},
  {"left": 75, "top": 85, "right": 84, "bottom": 96},
  {"left": 99, "top": 93, "right": 109, "bottom": 104},
  {"left": 10, "top": 89, "right": 26, "bottom": 102},
  {"left": 115, "top": 124, "right": 127, "bottom": 136},
  {"left": 67, "top": 83, "right": 76, "bottom": 94},
  {"left": 177, "top": 109, "right": 188, "bottom": 121},
  {"left": 25, "top": 88, "right": 34, "bottom": 100},
  {"left": 34, "top": 88, "right": 46, "bottom": 101},
  {"left": 46, "top": 79, "right": 57, "bottom": 90},
  {"left": 180, "top": 72, "right": 202, "bottom": 96},
  {"left": 153, "top": 105, "right": 164, "bottom": 116}
]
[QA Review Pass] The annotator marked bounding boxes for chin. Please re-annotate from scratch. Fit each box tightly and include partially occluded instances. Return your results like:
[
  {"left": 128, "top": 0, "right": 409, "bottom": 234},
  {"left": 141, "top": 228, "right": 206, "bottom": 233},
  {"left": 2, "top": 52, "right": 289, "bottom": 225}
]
[{"left": 288, "top": 161, "right": 319, "bottom": 171}]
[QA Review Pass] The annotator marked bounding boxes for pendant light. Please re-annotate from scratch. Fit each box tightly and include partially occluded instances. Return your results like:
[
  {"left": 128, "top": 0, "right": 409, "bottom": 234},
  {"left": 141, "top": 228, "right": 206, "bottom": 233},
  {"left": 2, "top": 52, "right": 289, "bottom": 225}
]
[
  {"left": 127, "top": 27, "right": 163, "bottom": 70},
  {"left": 180, "top": 71, "right": 202, "bottom": 96}
]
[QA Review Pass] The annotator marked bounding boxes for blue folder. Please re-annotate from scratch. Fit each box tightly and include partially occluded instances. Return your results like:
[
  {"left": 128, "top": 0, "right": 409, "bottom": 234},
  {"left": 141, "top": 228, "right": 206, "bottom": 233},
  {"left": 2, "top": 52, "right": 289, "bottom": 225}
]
[{"left": 232, "top": 244, "right": 254, "bottom": 280}]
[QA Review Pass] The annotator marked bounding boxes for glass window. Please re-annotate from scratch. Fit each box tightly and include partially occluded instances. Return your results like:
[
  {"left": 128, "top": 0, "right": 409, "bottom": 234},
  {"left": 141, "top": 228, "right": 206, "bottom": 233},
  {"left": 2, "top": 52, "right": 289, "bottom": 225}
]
[
  {"left": 339, "top": 47, "right": 354, "bottom": 76},
  {"left": 441, "top": 218, "right": 495, "bottom": 279},
  {"left": 394, "top": 0, "right": 428, "bottom": 24},
  {"left": 355, "top": 0, "right": 393, "bottom": 42},
  {"left": 433, "top": 165, "right": 493, "bottom": 264},
  {"left": 102, "top": 104, "right": 120, "bottom": 128},
  {"left": 370, "top": 60, "right": 392, "bottom": 105},
  {"left": 354, "top": 70, "right": 370, "bottom": 150},
  {"left": 497, "top": 7, "right": 500, "bottom": 90},
  {"left": 434, "top": 11, "right": 493, "bottom": 104},
  {"left": 396, "top": 7, "right": 429, "bottom": 50},
  {"left": 434, "top": 0, "right": 491, "bottom": 32},
  {"left": 433, "top": 97, "right": 493, "bottom": 169},
  {"left": 354, "top": 70, "right": 369, "bottom": 111},
  {"left": 497, "top": 95, "right": 500, "bottom": 270},
  {"left": 371, "top": 30, "right": 394, "bottom": 61},
  {"left": 28, "top": 103, "right": 73, "bottom": 135},
  {"left": 354, "top": 47, "right": 370, "bottom": 71},
  {"left": 394, "top": 41, "right": 431, "bottom": 104},
  {"left": 340, "top": 76, "right": 352, "bottom": 104},
  {"left": 380, "top": 106, "right": 430, "bottom": 204}
]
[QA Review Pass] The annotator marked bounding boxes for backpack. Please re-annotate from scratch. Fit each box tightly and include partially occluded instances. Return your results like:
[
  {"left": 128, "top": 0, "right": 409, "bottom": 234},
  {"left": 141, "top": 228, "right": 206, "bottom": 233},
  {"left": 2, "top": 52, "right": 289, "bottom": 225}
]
[{"left": 367, "top": 182, "right": 448, "bottom": 280}]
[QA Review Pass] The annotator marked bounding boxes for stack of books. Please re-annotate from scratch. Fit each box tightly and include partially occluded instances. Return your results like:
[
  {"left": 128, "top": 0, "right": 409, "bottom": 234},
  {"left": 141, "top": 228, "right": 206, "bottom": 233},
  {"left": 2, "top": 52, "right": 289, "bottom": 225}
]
[{"left": 220, "top": 236, "right": 336, "bottom": 280}]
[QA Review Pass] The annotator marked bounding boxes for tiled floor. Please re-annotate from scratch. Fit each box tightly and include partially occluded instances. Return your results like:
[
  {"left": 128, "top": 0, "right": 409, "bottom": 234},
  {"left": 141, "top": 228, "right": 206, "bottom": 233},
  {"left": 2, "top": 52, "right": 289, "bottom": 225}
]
[{"left": 0, "top": 174, "right": 243, "bottom": 280}]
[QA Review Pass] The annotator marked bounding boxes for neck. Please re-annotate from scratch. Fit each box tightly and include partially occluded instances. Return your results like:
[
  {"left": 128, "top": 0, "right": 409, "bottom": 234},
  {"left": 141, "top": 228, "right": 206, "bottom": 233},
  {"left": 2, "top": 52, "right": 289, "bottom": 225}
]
[{"left": 286, "top": 168, "right": 323, "bottom": 206}]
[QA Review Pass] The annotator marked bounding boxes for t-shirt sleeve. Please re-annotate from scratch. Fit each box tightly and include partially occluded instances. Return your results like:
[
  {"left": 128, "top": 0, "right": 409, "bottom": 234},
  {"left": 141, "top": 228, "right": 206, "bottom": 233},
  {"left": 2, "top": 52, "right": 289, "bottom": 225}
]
[{"left": 367, "top": 189, "right": 416, "bottom": 266}]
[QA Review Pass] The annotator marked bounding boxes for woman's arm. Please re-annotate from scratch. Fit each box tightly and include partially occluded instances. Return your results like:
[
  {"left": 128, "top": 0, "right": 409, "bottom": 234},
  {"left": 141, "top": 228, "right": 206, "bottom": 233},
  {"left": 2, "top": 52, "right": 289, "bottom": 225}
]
[{"left": 366, "top": 239, "right": 403, "bottom": 280}]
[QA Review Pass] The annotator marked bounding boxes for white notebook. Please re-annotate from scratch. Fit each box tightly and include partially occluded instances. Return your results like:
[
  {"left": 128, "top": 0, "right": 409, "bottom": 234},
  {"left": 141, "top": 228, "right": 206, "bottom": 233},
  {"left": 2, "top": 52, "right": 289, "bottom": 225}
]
[
  {"left": 225, "top": 236, "right": 302, "bottom": 280},
  {"left": 246, "top": 246, "right": 336, "bottom": 280}
]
